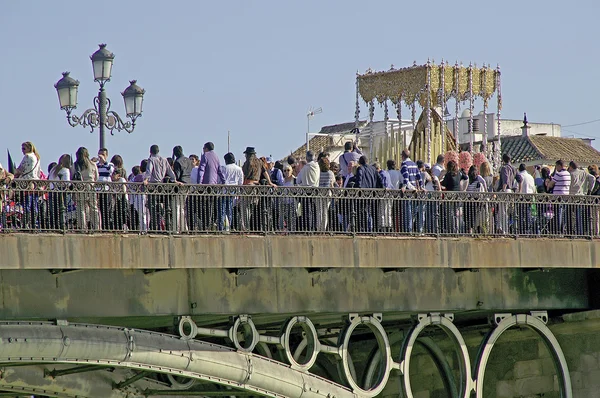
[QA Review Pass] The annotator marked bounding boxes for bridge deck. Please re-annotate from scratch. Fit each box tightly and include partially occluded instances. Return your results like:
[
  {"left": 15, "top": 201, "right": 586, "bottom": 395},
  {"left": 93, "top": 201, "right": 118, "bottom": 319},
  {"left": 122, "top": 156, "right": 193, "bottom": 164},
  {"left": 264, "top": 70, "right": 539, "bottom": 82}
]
[{"left": 1, "top": 233, "right": 598, "bottom": 270}]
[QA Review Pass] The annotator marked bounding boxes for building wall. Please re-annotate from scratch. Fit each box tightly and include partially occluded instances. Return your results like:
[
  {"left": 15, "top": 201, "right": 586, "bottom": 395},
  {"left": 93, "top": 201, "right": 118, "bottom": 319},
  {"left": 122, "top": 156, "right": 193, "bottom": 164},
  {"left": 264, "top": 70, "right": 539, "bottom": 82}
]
[{"left": 446, "top": 113, "right": 562, "bottom": 144}]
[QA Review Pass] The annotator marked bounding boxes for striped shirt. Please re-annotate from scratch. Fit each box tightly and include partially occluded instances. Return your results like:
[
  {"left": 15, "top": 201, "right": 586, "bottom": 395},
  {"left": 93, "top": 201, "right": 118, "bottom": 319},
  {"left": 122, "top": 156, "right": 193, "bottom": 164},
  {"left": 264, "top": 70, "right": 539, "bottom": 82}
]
[
  {"left": 552, "top": 170, "right": 571, "bottom": 195},
  {"left": 97, "top": 161, "right": 114, "bottom": 182},
  {"left": 400, "top": 158, "right": 422, "bottom": 190},
  {"left": 319, "top": 170, "right": 335, "bottom": 188}
]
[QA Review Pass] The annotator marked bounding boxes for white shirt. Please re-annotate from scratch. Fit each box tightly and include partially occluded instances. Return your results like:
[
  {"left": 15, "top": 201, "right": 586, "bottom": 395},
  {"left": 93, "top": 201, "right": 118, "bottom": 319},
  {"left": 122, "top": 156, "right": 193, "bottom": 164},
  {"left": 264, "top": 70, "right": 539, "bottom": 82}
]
[
  {"left": 190, "top": 166, "right": 199, "bottom": 185},
  {"left": 387, "top": 169, "right": 401, "bottom": 189},
  {"left": 221, "top": 163, "right": 244, "bottom": 185},
  {"left": 296, "top": 161, "right": 320, "bottom": 187},
  {"left": 48, "top": 167, "right": 71, "bottom": 189},
  {"left": 17, "top": 153, "right": 40, "bottom": 180},
  {"left": 432, "top": 163, "right": 444, "bottom": 178},
  {"left": 518, "top": 170, "right": 536, "bottom": 194}
]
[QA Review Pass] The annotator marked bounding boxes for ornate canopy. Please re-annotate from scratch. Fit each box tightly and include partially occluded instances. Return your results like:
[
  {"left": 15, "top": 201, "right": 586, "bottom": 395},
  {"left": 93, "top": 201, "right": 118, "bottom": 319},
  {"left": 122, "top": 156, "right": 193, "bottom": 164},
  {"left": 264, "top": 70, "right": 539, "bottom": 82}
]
[{"left": 353, "top": 60, "right": 503, "bottom": 169}]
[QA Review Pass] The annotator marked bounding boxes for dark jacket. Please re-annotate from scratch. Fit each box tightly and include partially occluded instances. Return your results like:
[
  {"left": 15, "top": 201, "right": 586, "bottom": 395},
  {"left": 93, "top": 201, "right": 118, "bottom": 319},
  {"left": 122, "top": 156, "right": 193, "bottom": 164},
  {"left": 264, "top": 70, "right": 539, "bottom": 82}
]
[
  {"left": 356, "top": 164, "right": 383, "bottom": 189},
  {"left": 174, "top": 155, "right": 193, "bottom": 184}
]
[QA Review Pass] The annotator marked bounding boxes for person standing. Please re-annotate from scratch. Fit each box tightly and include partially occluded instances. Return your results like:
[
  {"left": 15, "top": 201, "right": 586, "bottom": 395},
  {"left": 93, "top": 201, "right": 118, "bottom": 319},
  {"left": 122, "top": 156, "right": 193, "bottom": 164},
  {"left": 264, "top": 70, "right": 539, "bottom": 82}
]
[
  {"left": 48, "top": 154, "right": 71, "bottom": 230},
  {"left": 338, "top": 141, "right": 362, "bottom": 178},
  {"left": 94, "top": 148, "right": 115, "bottom": 230},
  {"left": 496, "top": 154, "right": 518, "bottom": 234},
  {"left": 196, "top": 142, "right": 225, "bottom": 230},
  {"left": 355, "top": 155, "right": 383, "bottom": 232},
  {"left": 143, "top": 145, "right": 178, "bottom": 231},
  {"left": 547, "top": 160, "right": 571, "bottom": 234},
  {"left": 220, "top": 152, "right": 243, "bottom": 231},
  {"left": 568, "top": 161, "right": 589, "bottom": 236},
  {"left": 400, "top": 149, "right": 422, "bottom": 233},
  {"left": 172, "top": 146, "right": 193, "bottom": 232},
  {"left": 73, "top": 147, "right": 100, "bottom": 231},
  {"left": 296, "top": 150, "right": 320, "bottom": 231},
  {"left": 432, "top": 154, "right": 445, "bottom": 179},
  {"left": 14, "top": 141, "right": 41, "bottom": 230}
]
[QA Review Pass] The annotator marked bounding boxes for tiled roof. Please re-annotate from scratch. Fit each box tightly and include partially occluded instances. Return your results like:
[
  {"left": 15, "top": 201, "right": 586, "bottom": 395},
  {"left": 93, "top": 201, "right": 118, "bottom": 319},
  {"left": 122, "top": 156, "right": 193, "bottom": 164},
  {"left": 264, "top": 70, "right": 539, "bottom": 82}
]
[
  {"left": 288, "top": 135, "right": 335, "bottom": 161},
  {"left": 318, "top": 121, "right": 368, "bottom": 135},
  {"left": 501, "top": 135, "right": 600, "bottom": 164}
]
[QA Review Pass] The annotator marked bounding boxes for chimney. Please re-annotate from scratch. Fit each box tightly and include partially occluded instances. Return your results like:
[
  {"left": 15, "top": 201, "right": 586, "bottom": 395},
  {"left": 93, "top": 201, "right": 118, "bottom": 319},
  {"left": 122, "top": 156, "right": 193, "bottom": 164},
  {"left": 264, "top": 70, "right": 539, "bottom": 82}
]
[{"left": 522, "top": 112, "right": 531, "bottom": 137}]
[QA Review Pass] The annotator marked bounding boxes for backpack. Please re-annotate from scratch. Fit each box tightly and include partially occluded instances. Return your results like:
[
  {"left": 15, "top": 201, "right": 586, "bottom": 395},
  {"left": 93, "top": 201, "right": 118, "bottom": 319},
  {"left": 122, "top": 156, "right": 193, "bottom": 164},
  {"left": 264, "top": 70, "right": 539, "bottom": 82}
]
[{"left": 72, "top": 163, "right": 83, "bottom": 181}]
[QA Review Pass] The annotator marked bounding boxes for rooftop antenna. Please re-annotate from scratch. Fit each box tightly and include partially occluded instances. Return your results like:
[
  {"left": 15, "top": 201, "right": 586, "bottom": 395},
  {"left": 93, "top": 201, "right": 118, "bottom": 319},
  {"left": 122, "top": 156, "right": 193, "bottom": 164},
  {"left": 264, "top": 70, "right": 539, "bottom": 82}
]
[{"left": 306, "top": 106, "right": 323, "bottom": 152}]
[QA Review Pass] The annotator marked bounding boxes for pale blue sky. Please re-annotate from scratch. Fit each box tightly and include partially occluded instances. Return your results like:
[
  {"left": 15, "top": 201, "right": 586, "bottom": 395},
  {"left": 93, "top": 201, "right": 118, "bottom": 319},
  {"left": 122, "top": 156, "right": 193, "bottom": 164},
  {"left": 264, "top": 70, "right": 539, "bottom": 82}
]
[{"left": 1, "top": 0, "right": 599, "bottom": 170}]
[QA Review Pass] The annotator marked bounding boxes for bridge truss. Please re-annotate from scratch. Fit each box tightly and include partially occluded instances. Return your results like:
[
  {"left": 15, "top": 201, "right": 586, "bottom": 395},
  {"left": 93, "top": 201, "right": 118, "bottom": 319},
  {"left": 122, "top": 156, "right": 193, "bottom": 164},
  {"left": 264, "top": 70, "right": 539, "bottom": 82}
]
[{"left": 0, "top": 311, "right": 571, "bottom": 398}]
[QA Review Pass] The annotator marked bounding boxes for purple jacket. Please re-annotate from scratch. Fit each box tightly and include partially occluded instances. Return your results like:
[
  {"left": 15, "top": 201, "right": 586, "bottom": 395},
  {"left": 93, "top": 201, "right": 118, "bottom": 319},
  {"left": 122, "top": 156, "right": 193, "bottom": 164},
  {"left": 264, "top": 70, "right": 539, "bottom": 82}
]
[{"left": 197, "top": 150, "right": 225, "bottom": 184}]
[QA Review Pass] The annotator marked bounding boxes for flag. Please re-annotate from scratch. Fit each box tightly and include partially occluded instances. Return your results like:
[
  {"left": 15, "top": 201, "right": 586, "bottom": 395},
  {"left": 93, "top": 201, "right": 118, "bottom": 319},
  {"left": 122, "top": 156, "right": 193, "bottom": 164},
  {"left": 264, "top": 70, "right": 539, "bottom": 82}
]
[{"left": 7, "top": 149, "right": 16, "bottom": 174}]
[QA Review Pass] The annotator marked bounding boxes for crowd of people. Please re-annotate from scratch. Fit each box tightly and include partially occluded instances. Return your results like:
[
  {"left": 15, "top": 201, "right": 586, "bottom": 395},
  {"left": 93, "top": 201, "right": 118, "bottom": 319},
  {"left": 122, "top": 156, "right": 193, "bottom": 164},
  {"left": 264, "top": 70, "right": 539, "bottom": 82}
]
[{"left": 1, "top": 140, "right": 599, "bottom": 237}]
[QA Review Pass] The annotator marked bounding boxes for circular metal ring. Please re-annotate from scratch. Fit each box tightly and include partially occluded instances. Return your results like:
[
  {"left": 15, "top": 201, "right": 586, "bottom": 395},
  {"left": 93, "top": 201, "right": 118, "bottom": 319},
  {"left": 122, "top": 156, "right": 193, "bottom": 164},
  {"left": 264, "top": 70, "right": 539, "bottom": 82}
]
[
  {"left": 474, "top": 314, "right": 572, "bottom": 398},
  {"left": 166, "top": 374, "right": 196, "bottom": 390},
  {"left": 229, "top": 316, "right": 259, "bottom": 353},
  {"left": 339, "top": 315, "right": 391, "bottom": 397},
  {"left": 178, "top": 317, "right": 198, "bottom": 341},
  {"left": 281, "top": 316, "right": 320, "bottom": 371},
  {"left": 400, "top": 314, "right": 473, "bottom": 398}
]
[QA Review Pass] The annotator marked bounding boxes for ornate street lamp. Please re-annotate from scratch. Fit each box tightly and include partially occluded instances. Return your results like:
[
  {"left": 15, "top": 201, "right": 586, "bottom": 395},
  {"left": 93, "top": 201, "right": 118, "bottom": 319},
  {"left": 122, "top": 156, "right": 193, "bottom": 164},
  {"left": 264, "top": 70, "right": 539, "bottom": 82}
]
[{"left": 54, "top": 44, "right": 145, "bottom": 150}]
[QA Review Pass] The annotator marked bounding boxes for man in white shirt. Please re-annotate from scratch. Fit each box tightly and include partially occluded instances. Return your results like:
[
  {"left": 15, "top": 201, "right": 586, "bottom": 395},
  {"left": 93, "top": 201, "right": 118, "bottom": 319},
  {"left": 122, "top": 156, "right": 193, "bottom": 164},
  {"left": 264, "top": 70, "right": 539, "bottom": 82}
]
[
  {"left": 517, "top": 164, "right": 536, "bottom": 194},
  {"left": 296, "top": 151, "right": 320, "bottom": 187},
  {"left": 219, "top": 152, "right": 243, "bottom": 231},
  {"left": 296, "top": 151, "right": 319, "bottom": 231},
  {"left": 432, "top": 154, "right": 445, "bottom": 179},
  {"left": 568, "top": 161, "right": 589, "bottom": 236},
  {"left": 516, "top": 164, "right": 536, "bottom": 234}
]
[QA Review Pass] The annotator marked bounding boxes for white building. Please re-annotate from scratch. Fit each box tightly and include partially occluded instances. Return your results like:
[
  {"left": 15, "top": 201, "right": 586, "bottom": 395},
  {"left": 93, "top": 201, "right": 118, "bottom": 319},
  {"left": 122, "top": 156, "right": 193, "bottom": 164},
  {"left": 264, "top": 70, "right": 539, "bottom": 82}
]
[{"left": 446, "top": 110, "right": 561, "bottom": 145}]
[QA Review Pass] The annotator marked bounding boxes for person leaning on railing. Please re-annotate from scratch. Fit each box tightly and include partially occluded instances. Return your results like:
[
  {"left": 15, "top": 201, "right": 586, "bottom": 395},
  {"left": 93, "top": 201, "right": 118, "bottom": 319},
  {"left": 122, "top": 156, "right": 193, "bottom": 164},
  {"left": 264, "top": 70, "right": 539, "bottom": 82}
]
[
  {"left": 14, "top": 141, "right": 42, "bottom": 230},
  {"left": 47, "top": 154, "right": 71, "bottom": 231},
  {"left": 440, "top": 160, "right": 468, "bottom": 234},
  {"left": 72, "top": 147, "right": 100, "bottom": 231},
  {"left": 142, "top": 144, "right": 180, "bottom": 232},
  {"left": 0, "top": 162, "right": 15, "bottom": 229}
]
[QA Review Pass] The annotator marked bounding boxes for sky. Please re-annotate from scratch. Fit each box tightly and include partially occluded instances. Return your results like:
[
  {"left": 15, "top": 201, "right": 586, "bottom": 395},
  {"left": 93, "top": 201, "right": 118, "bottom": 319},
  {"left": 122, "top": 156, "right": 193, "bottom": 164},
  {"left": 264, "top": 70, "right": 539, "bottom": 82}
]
[{"left": 1, "top": 0, "right": 600, "bottom": 171}]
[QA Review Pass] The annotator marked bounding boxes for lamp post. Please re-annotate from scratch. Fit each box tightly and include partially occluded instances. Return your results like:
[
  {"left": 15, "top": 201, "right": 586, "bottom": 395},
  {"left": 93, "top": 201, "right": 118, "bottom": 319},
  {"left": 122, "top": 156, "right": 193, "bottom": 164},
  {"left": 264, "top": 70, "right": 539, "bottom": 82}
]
[{"left": 54, "top": 44, "right": 145, "bottom": 151}]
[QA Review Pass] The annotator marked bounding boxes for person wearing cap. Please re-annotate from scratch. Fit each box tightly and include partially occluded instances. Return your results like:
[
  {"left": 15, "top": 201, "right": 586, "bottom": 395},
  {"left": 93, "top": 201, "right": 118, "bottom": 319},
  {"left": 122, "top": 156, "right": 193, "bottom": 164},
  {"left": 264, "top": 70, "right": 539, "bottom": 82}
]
[
  {"left": 240, "top": 147, "right": 274, "bottom": 231},
  {"left": 242, "top": 147, "right": 272, "bottom": 186}
]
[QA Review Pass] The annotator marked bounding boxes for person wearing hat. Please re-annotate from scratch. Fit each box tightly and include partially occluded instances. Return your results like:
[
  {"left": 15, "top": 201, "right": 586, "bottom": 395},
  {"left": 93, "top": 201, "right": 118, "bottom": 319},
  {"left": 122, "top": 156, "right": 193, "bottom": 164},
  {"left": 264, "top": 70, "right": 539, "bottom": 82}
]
[
  {"left": 242, "top": 147, "right": 273, "bottom": 186},
  {"left": 240, "top": 147, "right": 274, "bottom": 231}
]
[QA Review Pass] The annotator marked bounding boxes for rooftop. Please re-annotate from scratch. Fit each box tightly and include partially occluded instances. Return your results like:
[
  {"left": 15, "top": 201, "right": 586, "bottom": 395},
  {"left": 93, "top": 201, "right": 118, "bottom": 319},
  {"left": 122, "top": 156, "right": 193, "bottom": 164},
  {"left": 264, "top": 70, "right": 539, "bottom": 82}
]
[{"left": 501, "top": 135, "right": 600, "bottom": 164}]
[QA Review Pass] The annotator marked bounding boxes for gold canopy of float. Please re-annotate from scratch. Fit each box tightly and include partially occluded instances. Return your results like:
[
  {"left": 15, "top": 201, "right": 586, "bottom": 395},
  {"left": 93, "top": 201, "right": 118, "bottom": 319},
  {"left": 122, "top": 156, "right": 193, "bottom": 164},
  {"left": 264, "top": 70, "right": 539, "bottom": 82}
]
[{"left": 353, "top": 60, "right": 503, "bottom": 169}]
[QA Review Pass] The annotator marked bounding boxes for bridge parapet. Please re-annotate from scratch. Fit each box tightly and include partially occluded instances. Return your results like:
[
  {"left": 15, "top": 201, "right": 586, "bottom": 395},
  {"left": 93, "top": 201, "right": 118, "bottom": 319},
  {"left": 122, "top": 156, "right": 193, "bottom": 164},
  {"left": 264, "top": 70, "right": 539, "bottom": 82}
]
[{"left": 1, "top": 233, "right": 599, "bottom": 270}]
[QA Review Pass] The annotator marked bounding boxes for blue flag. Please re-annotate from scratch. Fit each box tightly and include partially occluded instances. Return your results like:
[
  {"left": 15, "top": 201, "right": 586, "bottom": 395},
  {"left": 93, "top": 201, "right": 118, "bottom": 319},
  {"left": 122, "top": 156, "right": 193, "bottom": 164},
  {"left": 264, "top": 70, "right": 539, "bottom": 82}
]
[{"left": 7, "top": 149, "right": 16, "bottom": 174}]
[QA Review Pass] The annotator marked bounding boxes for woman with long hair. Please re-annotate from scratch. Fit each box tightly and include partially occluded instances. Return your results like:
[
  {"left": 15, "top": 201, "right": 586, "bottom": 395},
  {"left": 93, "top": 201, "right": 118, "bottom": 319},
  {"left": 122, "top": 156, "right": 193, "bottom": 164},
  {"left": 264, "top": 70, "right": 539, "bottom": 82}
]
[
  {"left": 316, "top": 157, "right": 334, "bottom": 232},
  {"left": 281, "top": 164, "right": 297, "bottom": 232},
  {"left": 440, "top": 160, "right": 467, "bottom": 233},
  {"left": 73, "top": 147, "right": 100, "bottom": 231},
  {"left": 48, "top": 154, "right": 71, "bottom": 230},
  {"left": 480, "top": 162, "right": 493, "bottom": 192},
  {"left": 14, "top": 141, "right": 41, "bottom": 229}
]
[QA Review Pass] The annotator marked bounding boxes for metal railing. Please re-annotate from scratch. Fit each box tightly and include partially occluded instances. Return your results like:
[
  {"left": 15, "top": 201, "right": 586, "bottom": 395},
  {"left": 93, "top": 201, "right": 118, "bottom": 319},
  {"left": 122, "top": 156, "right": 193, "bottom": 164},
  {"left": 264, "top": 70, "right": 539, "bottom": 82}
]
[{"left": 1, "top": 179, "right": 598, "bottom": 238}]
